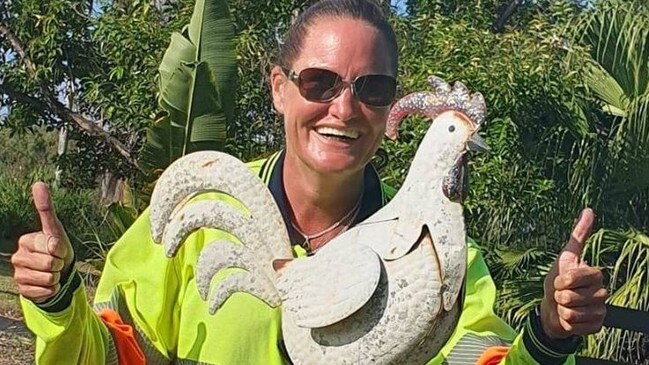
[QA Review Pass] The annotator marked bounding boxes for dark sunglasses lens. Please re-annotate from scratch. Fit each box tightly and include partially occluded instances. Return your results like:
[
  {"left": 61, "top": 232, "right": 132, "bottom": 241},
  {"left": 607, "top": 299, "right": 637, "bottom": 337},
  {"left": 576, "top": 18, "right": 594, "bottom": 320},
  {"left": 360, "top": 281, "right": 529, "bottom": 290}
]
[
  {"left": 354, "top": 74, "right": 397, "bottom": 107},
  {"left": 298, "top": 68, "right": 341, "bottom": 101}
]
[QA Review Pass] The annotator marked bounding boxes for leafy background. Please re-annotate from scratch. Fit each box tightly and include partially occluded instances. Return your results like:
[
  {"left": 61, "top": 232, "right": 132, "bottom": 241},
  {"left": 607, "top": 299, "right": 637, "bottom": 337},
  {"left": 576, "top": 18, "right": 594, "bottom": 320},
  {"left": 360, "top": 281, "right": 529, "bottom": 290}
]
[{"left": 1, "top": 0, "right": 648, "bottom": 362}]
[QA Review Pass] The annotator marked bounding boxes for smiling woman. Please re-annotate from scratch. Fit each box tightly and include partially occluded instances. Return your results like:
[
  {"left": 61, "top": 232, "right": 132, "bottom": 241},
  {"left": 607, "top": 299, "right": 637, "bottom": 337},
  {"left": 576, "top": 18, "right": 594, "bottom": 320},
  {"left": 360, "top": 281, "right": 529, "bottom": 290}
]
[
  {"left": 14, "top": 0, "right": 606, "bottom": 364},
  {"left": 270, "top": 14, "right": 398, "bottom": 251}
]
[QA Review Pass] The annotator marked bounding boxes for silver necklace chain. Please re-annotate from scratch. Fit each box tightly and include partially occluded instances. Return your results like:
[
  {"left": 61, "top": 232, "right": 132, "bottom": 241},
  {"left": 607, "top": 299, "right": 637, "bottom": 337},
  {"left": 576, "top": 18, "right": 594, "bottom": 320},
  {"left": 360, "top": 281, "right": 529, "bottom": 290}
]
[{"left": 291, "top": 187, "right": 364, "bottom": 253}]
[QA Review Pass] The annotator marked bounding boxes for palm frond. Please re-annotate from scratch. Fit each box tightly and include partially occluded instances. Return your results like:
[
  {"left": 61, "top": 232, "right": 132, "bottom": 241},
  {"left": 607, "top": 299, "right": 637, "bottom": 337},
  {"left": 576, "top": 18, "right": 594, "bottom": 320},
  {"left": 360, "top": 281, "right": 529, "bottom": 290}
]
[{"left": 582, "top": 228, "right": 649, "bottom": 363}]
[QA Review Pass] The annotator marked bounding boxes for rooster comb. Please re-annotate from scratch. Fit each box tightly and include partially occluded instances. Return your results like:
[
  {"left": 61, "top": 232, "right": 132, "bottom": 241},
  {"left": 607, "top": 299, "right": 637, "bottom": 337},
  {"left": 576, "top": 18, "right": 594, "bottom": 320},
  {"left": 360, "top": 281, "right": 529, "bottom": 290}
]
[{"left": 386, "top": 76, "right": 486, "bottom": 140}]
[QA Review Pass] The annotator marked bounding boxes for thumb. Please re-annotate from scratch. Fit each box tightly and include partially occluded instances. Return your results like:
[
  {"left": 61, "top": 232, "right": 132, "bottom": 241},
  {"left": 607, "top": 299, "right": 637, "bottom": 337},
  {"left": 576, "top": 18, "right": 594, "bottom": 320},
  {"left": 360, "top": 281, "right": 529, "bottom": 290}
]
[
  {"left": 32, "top": 182, "right": 65, "bottom": 238},
  {"left": 558, "top": 208, "right": 595, "bottom": 273}
]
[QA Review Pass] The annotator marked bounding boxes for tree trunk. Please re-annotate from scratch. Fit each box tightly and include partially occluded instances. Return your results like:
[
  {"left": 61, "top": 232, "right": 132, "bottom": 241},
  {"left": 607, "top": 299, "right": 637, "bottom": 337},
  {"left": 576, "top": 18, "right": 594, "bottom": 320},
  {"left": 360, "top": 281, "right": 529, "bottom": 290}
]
[
  {"left": 54, "top": 126, "right": 68, "bottom": 187},
  {"left": 99, "top": 171, "right": 125, "bottom": 206},
  {"left": 492, "top": 0, "right": 522, "bottom": 33},
  {"left": 55, "top": 78, "right": 76, "bottom": 187}
]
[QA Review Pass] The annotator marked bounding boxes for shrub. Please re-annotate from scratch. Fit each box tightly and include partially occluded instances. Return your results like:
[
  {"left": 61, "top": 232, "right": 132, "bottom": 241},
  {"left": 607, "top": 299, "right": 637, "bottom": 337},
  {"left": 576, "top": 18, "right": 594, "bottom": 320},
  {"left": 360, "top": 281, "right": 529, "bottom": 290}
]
[{"left": 0, "top": 170, "right": 114, "bottom": 259}]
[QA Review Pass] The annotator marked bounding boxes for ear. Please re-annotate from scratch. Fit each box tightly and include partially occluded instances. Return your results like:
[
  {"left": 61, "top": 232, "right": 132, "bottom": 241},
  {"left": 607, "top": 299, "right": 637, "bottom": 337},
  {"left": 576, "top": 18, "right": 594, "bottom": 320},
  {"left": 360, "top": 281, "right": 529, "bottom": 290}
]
[{"left": 270, "top": 66, "right": 287, "bottom": 115}]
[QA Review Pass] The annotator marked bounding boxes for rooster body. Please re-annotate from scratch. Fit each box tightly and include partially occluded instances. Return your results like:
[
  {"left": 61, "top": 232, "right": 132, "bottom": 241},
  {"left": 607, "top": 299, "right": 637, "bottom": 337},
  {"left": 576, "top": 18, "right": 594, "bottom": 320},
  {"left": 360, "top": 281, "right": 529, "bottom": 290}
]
[{"left": 149, "top": 77, "right": 487, "bottom": 364}]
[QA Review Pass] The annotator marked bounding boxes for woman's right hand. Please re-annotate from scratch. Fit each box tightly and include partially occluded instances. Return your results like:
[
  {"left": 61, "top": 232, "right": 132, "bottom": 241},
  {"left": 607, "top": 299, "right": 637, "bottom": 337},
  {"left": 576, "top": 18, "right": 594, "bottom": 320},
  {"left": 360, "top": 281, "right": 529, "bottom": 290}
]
[{"left": 11, "top": 182, "right": 75, "bottom": 303}]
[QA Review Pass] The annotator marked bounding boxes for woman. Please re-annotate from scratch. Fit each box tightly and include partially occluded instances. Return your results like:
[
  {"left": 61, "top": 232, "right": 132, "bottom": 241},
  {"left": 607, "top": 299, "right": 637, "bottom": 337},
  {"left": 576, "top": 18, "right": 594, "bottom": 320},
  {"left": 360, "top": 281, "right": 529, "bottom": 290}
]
[{"left": 13, "top": 0, "right": 606, "bottom": 364}]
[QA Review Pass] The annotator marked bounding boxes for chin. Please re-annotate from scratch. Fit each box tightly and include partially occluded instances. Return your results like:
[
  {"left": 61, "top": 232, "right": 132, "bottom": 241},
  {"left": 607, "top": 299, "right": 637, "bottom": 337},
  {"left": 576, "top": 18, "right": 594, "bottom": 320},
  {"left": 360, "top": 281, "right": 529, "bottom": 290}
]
[{"left": 308, "top": 154, "right": 367, "bottom": 176}]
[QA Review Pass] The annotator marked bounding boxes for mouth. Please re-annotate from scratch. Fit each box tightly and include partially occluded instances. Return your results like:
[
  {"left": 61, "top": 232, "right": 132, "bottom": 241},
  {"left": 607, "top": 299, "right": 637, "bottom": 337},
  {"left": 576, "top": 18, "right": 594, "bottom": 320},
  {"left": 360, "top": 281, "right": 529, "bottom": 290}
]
[
  {"left": 315, "top": 126, "right": 360, "bottom": 142},
  {"left": 467, "top": 133, "right": 490, "bottom": 153},
  {"left": 442, "top": 132, "right": 488, "bottom": 202}
]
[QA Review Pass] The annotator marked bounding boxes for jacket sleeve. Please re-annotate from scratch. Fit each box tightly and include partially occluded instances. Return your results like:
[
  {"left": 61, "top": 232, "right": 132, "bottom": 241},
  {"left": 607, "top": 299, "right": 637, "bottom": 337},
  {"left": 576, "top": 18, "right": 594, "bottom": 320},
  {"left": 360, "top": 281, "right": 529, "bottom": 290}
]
[
  {"left": 21, "top": 207, "right": 191, "bottom": 364},
  {"left": 20, "top": 267, "right": 117, "bottom": 364},
  {"left": 432, "top": 238, "right": 578, "bottom": 365}
]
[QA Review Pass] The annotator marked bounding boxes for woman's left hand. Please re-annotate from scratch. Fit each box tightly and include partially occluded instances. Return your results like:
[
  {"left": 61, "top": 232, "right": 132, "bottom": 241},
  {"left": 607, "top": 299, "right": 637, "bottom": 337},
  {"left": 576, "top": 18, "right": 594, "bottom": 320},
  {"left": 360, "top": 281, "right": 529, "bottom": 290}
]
[{"left": 540, "top": 208, "right": 608, "bottom": 339}]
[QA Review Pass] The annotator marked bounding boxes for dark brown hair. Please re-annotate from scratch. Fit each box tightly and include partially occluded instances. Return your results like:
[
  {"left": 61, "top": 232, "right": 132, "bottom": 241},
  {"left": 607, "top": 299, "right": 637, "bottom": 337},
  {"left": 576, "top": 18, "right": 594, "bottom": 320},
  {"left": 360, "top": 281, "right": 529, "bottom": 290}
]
[{"left": 277, "top": 0, "right": 398, "bottom": 74}]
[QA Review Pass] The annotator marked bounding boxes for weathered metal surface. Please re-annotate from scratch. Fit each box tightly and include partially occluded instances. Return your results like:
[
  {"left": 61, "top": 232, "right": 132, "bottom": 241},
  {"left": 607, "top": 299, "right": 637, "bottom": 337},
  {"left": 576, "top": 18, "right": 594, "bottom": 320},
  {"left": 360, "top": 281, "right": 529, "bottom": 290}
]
[
  {"left": 282, "top": 232, "right": 448, "bottom": 365},
  {"left": 149, "top": 150, "right": 292, "bottom": 259},
  {"left": 209, "top": 272, "right": 281, "bottom": 314},
  {"left": 148, "top": 76, "right": 487, "bottom": 364},
  {"left": 196, "top": 241, "right": 280, "bottom": 311},
  {"left": 386, "top": 76, "right": 486, "bottom": 140},
  {"left": 277, "top": 241, "right": 381, "bottom": 329}
]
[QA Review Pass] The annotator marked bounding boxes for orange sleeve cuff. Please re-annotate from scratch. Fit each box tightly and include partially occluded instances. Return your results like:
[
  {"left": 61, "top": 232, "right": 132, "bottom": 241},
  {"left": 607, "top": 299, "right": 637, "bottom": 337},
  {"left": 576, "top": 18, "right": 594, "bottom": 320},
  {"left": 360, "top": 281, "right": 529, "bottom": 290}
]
[
  {"left": 476, "top": 346, "right": 510, "bottom": 365},
  {"left": 98, "top": 309, "right": 146, "bottom": 365}
]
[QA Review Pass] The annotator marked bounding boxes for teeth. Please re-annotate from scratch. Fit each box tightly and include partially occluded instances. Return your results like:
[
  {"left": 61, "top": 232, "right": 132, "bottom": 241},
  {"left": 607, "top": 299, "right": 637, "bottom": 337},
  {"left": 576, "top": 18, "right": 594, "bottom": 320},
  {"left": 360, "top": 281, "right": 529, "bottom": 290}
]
[{"left": 316, "top": 127, "right": 359, "bottom": 139}]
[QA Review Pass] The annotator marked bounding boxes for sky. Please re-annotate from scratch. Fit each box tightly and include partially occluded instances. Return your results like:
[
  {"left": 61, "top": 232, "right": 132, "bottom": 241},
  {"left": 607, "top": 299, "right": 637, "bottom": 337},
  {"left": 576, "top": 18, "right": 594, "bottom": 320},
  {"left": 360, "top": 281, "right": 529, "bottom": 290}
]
[{"left": 392, "top": 0, "right": 408, "bottom": 15}]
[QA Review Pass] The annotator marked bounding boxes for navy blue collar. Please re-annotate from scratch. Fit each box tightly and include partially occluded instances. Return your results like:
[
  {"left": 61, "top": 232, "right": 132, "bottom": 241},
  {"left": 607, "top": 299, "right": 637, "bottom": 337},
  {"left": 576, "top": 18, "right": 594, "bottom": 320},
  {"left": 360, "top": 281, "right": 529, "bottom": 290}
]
[{"left": 265, "top": 150, "right": 385, "bottom": 246}]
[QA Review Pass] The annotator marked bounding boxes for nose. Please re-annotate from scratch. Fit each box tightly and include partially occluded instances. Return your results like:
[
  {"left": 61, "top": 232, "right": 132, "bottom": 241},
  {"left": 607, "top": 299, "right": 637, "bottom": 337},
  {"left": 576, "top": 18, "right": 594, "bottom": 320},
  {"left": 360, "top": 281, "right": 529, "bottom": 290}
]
[{"left": 329, "top": 84, "right": 358, "bottom": 122}]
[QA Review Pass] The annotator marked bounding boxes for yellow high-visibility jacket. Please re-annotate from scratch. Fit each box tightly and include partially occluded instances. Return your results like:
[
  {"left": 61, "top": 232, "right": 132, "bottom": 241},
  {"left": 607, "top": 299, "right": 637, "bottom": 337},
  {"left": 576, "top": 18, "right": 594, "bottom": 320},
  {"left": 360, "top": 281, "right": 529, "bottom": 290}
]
[{"left": 21, "top": 151, "right": 579, "bottom": 364}]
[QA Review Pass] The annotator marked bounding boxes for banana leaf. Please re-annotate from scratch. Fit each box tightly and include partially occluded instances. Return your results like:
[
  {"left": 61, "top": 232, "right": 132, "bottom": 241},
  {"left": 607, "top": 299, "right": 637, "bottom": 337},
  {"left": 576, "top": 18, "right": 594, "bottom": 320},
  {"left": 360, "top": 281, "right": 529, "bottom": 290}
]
[{"left": 140, "top": 0, "right": 237, "bottom": 175}]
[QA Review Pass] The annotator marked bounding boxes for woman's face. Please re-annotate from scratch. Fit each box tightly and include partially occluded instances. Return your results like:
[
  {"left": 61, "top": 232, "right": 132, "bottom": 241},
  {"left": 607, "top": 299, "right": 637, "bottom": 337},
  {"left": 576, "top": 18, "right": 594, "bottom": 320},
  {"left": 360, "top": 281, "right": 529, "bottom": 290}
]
[{"left": 271, "top": 18, "right": 396, "bottom": 176}]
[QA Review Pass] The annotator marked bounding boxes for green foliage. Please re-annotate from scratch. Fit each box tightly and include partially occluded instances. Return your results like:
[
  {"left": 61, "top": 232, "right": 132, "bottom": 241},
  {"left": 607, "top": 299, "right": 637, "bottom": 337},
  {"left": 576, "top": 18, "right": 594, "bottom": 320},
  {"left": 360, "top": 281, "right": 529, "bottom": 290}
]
[
  {"left": 385, "top": 2, "right": 585, "bottom": 253},
  {"left": 583, "top": 229, "right": 649, "bottom": 363},
  {"left": 493, "top": 246, "right": 555, "bottom": 330},
  {"left": 485, "top": 2, "right": 649, "bottom": 360},
  {"left": 2, "top": 2, "right": 649, "bottom": 360},
  {"left": 0, "top": 171, "right": 40, "bottom": 242},
  {"left": 0, "top": 168, "right": 114, "bottom": 259},
  {"left": 563, "top": 0, "right": 649, "bottom": 230},
  {"left": 1, "top": 0, "right": 180, "bottom": 185},
  {"left": 225, "top": 0, "right": 310, "bottom": 161},
  {"left": 140, "top": 0, "right": 237, "bottom": 178},
  {"left": 0, "top": 129, "right": 116, "bottom": 258}
]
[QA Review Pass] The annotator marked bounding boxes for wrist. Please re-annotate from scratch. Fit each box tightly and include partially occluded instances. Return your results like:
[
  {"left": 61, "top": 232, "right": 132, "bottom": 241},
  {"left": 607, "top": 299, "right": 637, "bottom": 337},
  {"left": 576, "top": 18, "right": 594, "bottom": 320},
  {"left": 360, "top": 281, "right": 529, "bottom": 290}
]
[{"left": 522, "top": 304, "right": 582, "bottom": 365}]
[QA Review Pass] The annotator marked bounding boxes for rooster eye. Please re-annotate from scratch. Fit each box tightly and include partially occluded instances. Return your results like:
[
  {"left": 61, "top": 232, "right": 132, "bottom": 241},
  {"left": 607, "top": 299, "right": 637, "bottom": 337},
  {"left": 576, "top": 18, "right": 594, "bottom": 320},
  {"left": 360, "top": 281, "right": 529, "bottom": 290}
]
[{"left": 448, "top": 125, "right": 455, "bottom": 132}]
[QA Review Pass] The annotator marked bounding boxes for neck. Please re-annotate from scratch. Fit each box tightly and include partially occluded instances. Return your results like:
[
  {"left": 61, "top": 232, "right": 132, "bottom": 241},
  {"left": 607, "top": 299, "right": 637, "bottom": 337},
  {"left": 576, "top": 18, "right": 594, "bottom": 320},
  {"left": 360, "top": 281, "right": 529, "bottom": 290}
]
[{"left": 282, "top": 153, "right": 365, "bottom": 249}]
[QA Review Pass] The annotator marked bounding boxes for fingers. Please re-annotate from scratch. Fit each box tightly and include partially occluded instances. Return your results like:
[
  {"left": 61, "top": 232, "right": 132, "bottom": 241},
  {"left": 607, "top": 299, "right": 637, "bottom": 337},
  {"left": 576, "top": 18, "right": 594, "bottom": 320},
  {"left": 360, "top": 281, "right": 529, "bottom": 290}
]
[
  {"left": 555, "top": 286, "right": 607, "bottom": 307},
  {"left": 13, "top": 267, "right": 61, "bottom": 287},
  {"left": 11, "top": 248, "right": 65, "bottom": 272},
  {"left": 552, "top": 265, "right": 607, "bottom": 337},
  {"left": 14, "top": 284, "right": 62, "bottom": 304},
  {"left": 12, "top": 230, "right": 69, "bottom": 303},
  {"left": 18, "top": 232, "right": 69, "bottom": 260},
  {"left": 554, "top": 266, "right": 604, "bottom": 290},
  {"left": 557, "top": 305, "right": 606, "bottom": 336},
  {"left": 32, "top": 182, "right": 65, "bottom": 237},
  {"left": 12, "top": 264, "right": 63, "bottom": 303}
]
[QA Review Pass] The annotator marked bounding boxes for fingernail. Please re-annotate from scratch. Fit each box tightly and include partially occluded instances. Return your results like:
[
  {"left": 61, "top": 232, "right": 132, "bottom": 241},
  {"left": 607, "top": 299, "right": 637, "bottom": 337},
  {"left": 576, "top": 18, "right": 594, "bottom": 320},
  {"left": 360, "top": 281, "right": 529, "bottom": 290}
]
[{"left": 572, "top": 210, "right": 584, "bottom": 229}]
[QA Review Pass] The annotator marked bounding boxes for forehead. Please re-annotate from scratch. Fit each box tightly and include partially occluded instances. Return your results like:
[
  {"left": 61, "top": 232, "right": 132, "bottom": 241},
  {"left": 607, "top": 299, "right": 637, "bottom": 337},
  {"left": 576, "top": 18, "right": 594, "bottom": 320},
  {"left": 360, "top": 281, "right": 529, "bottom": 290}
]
[{"left": 294, "top": 17, "right": 395, "bottom": 76}]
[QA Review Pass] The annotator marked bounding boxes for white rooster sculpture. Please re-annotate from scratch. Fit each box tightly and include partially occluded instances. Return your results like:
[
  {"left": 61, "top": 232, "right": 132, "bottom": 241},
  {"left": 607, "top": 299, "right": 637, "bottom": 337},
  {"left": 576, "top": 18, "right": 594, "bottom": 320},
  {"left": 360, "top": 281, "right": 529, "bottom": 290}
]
[{"left": 148, "top": 76, "right": 488, "bottom": 365}]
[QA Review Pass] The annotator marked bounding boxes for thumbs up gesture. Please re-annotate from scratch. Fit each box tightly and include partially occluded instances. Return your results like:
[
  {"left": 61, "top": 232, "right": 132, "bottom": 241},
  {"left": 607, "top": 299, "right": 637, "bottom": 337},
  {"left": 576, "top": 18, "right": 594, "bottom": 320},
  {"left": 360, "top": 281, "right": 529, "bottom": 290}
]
[
  {"left": 11, "top": 182, "right": 75, "bottom": 303},
  {"left": 540, "top": 208, "right": 607, "bottom": 339}
]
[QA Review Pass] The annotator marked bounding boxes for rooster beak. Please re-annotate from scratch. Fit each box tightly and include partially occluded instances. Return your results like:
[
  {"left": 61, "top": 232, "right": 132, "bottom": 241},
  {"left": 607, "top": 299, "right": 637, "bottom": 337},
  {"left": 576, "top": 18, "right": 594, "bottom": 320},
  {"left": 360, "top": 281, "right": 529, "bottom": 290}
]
[{"left": 467, "top": 133, "right": 490, "bottom": 153}]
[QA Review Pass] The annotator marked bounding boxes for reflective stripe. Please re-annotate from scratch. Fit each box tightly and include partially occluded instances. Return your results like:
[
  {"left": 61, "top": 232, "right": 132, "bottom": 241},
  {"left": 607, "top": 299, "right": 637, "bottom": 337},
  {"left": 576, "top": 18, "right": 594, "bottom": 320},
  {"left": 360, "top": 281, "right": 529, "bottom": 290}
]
[
  {"left": 174, "top": 359, "right": 220, "bottom": 365},
  {"left": 476, "top": 346, "right": 510, "bottom": 365},
  {"left": 446, "top": 334, "right": 510, "bottom": 364},
  {"left": 94, "top": 289, "right": 171, "bottom": 365},
  {"left": 259, "top": 151, "right": 281, "bottom": 184},
  {"left": 106, "top": 335, "right": 119, "bottom": 365}
]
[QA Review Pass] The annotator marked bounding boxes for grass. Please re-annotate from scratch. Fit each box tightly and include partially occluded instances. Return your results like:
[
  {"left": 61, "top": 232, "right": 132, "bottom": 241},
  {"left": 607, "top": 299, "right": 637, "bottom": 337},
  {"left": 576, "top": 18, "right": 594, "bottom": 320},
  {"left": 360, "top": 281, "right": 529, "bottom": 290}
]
[
  {"left": 0, "top": 253, "right": 101, "bottom": 364},
  {"left": 0, "top": 254, "right": 33, "bottom": 365},
  {"left": 0, "top": 255, "right": 22, "bottom": 321}
]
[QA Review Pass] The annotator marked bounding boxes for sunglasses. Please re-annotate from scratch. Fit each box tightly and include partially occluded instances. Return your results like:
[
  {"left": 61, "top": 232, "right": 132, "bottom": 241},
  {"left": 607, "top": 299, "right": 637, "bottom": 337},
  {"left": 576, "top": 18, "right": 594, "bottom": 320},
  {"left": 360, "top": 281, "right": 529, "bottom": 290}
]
[{"left": 283, "top": 67, "right": 397, "bottom": 107}]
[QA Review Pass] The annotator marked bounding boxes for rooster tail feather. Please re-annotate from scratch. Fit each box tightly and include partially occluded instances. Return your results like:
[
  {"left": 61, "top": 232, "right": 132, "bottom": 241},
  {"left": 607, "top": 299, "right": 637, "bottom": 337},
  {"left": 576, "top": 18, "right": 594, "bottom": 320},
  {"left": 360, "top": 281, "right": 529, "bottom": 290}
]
[
  {"left": 150, "top": 150, "right": 292, "bottom": 259},
  {"left": 209, "top": 272, "right": 282, "bottom": 314},
  {"left": 196, "top": 242, "right": 278, "bottom": 301}
]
